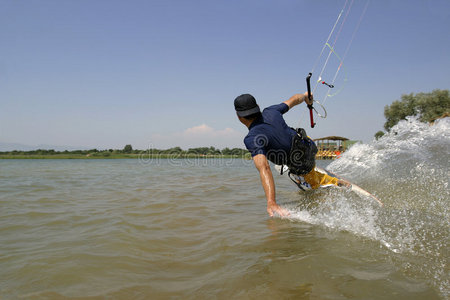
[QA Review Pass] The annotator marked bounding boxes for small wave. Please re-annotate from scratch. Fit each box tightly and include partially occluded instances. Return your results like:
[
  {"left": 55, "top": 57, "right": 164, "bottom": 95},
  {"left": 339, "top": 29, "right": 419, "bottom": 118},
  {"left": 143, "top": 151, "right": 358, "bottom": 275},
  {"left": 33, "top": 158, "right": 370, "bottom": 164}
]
[{"left": 286, "top": 188, "right": 382, "bottom": 241}]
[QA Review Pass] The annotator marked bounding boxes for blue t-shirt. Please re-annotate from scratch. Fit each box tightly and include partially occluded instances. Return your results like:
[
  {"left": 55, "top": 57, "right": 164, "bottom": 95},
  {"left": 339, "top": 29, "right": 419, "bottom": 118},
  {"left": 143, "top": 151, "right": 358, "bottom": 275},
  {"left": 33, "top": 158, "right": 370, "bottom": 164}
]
[{"left": 244, "top": 103, "right": 296, "bottom": 165}]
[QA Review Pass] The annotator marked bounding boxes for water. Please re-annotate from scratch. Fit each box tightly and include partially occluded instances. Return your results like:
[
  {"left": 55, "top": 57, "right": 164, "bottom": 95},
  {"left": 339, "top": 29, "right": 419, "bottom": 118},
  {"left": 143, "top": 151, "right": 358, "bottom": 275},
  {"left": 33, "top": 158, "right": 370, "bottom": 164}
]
[{"left": 0, "top": 117, "right": 448, "bottom": 299}]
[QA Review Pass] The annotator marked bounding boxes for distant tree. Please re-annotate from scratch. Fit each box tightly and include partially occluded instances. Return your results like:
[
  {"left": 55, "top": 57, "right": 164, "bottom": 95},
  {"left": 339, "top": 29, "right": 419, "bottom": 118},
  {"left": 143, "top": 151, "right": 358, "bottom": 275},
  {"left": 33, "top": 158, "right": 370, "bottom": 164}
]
[
  {"left": 148, "top": 148, "right": 161, "bottom": 154},
  {"left": 374, "top": 131, "right": 385, "bottom": 140},
  {"left": 207, "top": 146, "right": 221, "bottom": 155},
  {"left": 222, "top": 147, "right": 231, "bottom": 155},
  {"left": 161, "top": 147, "right": 182, "bottom": 154},
  {"left": 383, "top": 89, "right": 449, "bottom": 131},
  {"left": 170, "top": 147, "right": 182, "bottom": 153},
  {"left": 187, "top": 147, "right": 209, "bottom": 155},
  {"left": 187, "top": 148, "right": 198, "bottom": 154},
  {"left": 123, "top": 144, "right": 133, "bottom": 153},
  {"left": 230, "top": 148, "right": 249, "bottom": 156}
]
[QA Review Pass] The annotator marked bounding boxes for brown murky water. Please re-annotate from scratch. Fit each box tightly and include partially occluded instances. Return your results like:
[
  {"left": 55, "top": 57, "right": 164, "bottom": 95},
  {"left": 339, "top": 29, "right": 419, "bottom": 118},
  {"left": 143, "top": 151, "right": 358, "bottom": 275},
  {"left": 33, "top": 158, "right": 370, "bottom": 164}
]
[{"left": 2, "top": 117, "right": 450, "bottom": 299}]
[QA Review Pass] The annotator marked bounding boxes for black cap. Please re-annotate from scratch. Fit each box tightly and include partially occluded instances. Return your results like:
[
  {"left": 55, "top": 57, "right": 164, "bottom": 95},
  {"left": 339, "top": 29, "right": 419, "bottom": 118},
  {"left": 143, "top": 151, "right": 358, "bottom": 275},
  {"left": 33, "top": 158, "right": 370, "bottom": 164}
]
[{"left": 234, "top": 94, "right": 260, "bottom": 117}]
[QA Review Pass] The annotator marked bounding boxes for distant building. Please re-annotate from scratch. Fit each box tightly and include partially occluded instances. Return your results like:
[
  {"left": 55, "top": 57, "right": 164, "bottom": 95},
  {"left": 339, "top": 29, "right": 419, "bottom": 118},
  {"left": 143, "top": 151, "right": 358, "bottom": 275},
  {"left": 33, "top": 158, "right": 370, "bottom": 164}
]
[{"left": 313, "top": 136, "right": 361, "bottom": 159}]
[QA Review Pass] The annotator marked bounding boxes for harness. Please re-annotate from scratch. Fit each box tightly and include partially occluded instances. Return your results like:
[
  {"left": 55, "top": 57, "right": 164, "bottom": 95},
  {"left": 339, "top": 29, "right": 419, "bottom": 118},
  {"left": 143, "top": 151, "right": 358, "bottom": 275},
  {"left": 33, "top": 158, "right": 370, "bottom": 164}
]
[{"left": 280, "top": 128, "right": 318, "bottom": 189}]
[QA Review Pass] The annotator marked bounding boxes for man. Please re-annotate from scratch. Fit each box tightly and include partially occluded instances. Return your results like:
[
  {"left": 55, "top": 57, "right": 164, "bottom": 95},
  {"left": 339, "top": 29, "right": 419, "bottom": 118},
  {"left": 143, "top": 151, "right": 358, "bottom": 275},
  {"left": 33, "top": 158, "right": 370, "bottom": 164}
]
[{"left": 235, "top": 93, "right": 343, "bottom": 217}]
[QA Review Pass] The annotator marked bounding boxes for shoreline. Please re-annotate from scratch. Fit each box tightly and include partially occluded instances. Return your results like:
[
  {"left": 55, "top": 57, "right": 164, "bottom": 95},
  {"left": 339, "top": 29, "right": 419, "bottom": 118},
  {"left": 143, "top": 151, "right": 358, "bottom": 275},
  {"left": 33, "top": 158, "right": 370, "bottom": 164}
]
[
  {"left": 0, "top": 154, "right": 252, "bottom": 159},
  {"left": 0, "top": 154, "right": 337, "bottom": 160}
]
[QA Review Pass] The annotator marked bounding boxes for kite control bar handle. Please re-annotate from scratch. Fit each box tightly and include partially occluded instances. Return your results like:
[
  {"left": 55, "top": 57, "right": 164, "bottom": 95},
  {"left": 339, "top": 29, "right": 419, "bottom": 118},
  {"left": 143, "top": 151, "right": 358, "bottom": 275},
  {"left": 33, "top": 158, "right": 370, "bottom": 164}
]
[{"left": 306, "top": 73, "right": 315, "bottom": 128}]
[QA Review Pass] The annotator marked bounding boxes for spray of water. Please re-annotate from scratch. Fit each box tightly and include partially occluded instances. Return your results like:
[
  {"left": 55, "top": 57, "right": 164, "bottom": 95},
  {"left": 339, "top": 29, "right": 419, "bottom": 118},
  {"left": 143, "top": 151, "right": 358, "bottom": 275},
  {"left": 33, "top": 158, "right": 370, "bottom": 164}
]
[{"left": 286, "top": 116, "right": 450, "bottom": 297}]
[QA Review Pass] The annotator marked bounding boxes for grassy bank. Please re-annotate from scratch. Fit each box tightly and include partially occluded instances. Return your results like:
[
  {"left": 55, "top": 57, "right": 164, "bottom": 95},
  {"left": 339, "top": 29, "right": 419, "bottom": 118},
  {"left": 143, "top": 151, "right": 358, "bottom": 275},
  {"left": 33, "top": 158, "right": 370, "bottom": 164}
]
[{"left": 0, "top": 153, "right": 251, "bottom": 159}]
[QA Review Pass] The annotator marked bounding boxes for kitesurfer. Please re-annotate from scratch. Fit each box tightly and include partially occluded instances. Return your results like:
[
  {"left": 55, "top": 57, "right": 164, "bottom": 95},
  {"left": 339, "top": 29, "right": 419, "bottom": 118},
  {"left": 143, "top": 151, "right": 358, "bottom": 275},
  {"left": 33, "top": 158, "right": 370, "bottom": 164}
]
[{"left": 234, "top": 93, "right": 348, "bottom": 217}]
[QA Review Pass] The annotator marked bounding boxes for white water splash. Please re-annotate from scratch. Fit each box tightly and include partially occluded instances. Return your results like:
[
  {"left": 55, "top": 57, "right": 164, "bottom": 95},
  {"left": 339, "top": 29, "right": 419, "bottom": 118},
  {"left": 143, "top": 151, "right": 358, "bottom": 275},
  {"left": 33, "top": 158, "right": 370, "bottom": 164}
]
[
  {"left": 287, "top": 116, "right": 450, "bottom": 297},
  {"left": 329, "top": 116, "right": 450, "bottom": 179}
]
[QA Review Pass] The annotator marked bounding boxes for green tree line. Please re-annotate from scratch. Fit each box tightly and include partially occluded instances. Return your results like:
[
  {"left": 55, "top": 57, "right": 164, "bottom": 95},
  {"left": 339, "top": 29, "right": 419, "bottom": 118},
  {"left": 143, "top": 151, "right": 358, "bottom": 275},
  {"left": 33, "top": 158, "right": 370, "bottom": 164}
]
[
  {"left": 375, "top": 89, "right": 449, "bottom": 139},
  {"left": 135, "top": 146, "right": 249, "bottom": 156},
  {"left": 0, "top": 145, "right": 250, "bottom": 158}
]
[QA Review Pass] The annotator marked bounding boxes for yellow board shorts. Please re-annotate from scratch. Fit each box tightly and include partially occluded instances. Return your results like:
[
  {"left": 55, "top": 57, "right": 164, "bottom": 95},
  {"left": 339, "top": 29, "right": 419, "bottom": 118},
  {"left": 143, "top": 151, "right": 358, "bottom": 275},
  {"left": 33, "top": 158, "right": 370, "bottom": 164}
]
[{"left": 303, "top": 167, "right": 339, "bottom": 189}]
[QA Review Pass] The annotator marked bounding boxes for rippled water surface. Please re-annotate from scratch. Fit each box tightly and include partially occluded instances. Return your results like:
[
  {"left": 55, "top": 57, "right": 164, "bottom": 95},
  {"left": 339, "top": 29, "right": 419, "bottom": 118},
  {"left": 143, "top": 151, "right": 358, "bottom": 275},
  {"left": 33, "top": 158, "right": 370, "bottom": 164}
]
[{"left": 1, "top": 118, "right": 448, "bottom": 299}]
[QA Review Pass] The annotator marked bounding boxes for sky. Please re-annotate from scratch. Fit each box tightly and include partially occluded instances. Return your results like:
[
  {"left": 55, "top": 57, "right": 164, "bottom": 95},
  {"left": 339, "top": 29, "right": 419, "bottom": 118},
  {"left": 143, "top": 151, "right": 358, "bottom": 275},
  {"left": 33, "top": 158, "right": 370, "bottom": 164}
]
[{"left": 1, "top": 0, "right": 449, "bottom": 150}]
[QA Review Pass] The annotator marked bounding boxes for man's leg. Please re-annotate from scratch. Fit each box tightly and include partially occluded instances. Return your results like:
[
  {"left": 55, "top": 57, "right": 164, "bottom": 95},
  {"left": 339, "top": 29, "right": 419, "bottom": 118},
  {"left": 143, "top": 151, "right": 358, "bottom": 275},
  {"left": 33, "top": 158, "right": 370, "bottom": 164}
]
[{"left": 303, "top": 167, "right": 340, "bottom": 189}]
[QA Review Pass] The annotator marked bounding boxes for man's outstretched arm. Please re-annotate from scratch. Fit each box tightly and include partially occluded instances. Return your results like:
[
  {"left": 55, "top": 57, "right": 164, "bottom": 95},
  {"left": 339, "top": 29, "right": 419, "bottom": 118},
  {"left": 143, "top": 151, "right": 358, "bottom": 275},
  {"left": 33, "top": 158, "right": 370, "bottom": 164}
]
[
  {"left": 283, "top": 92, "right": 313, "bottom": 110},
  {"left": 253, "top": 154, "right": 289, "bottom": 217}
]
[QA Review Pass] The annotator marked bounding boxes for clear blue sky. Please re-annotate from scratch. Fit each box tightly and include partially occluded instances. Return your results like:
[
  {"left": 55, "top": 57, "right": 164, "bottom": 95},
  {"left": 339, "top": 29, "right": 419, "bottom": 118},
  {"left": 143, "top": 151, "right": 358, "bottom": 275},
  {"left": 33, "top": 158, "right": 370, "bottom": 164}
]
[{"left": 1, "top": 0, "right": 449, "bottom": 150}]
